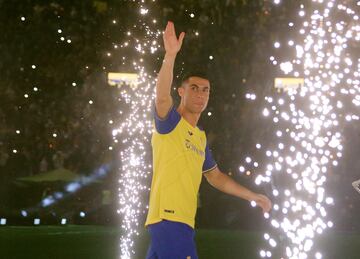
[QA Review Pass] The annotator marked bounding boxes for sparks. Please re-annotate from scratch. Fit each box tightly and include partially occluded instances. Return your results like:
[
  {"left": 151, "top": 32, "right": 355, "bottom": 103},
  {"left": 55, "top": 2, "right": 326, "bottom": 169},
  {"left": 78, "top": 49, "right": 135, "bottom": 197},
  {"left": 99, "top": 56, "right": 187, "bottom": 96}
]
[
  {"left": 114, "top": 2, "right": 162, "bottom": 258},
  {"left": 240, "top": 1, "right": 359, "bottom": 258}
]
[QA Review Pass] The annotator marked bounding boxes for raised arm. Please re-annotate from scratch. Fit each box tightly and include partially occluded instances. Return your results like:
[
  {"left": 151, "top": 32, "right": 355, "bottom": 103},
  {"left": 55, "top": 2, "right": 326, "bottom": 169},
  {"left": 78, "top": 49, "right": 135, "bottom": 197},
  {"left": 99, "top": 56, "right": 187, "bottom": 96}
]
[
  {"left": 204, "top": 167, "right": 272, "bottom": 213},
  {"left": 155, "top": 21, "right": 185, "bottom": 118}
]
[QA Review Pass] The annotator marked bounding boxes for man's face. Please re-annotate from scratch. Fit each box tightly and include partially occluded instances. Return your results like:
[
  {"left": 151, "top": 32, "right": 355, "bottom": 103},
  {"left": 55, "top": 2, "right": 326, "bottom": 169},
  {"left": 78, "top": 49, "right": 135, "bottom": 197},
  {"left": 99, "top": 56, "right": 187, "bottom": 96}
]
[{"left": 178, "top": 76, "right": 210, "bottom": 114}]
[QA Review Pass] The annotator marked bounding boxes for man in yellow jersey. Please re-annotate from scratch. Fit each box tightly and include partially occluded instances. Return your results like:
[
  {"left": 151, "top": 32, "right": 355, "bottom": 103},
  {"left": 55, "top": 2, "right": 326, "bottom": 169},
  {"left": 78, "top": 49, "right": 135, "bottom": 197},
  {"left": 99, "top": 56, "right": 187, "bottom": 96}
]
[{"left": 145, "top": 21, "right": 272, "bottom": 259}]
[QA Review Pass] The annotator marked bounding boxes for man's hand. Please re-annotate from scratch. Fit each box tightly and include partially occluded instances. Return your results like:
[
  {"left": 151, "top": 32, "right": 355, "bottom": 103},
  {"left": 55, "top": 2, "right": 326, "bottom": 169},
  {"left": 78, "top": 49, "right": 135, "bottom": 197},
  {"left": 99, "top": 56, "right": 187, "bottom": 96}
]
[
  {"left": 253, "top": 193, "right": 272, "bottom": 213},
  {"left": 163, "top": 21, "right": 185, "bottom": 56},
  {"left": 154, "top": 21, "right": 184, "bottom": 118},
  {"left": 204, "top": 168, "right": 273, "bottom": 214}
]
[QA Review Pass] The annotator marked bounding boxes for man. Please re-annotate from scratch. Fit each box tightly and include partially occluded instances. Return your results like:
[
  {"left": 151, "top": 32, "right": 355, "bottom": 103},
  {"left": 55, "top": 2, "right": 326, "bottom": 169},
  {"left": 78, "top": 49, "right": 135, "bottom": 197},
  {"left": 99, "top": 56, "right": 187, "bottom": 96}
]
[{"left": 145, "top": 21, "right": 272, "bottom": 259}]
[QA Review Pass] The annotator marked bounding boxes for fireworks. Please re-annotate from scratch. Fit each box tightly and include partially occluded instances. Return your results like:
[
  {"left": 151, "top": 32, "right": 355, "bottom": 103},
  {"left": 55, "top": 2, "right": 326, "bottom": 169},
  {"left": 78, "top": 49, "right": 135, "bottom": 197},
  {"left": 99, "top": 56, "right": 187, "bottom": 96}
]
[
  {"left": 115, "top": 69, "right": 154, "bottom": 258},
  {"left": 115, "top": 1, "right": 359, "bottom": 257},
  {"left": 112, "top": 2, "right": 161, "bottom": 258},
  {"left": 239, "top": 1, "right": 359, "bottom": 258}
]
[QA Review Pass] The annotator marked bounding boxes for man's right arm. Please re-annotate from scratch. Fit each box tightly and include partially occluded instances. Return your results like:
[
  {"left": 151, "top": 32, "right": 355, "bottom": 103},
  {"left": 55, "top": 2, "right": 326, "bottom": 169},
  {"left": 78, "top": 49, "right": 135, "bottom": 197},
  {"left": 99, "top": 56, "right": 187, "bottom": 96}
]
[
  {"left": 155, "top": 21, "right": 185, "bottom": 118},
  {"left": 155, "top": 53, "right": 176, "bottom": 118}
]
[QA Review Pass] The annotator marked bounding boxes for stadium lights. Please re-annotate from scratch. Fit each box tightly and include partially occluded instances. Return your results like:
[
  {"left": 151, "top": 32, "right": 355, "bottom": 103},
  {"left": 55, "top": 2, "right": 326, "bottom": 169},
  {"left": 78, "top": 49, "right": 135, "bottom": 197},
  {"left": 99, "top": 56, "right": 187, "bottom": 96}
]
[
  {"left": 274, "top": 77, "right": 305, "bottom": 92},
  {"left": 107, "top": 72, "right": 138, "bottom": 88}
]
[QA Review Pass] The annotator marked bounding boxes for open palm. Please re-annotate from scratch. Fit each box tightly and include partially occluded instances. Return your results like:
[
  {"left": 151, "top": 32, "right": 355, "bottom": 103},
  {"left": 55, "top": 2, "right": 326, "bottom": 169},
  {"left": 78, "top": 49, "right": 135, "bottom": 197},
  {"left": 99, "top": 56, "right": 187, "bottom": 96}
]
[{"left": 163, "top": 21, "right": 185, "bottom": 55}]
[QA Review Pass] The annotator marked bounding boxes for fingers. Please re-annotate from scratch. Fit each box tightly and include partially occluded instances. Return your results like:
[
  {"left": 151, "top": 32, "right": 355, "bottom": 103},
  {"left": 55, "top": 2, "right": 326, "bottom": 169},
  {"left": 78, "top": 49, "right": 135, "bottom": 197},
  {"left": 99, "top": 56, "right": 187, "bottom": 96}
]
[
  {"left": 164, "top": 21, "right": 170, "bottom": 37},
  {"left": 164, "top": 21, "right": 184, "bottom": 41},
  {"left": 262, "top": 204, "right": 270, "bottom": 213},
  {"left": 163, "top": 21, "right": 170, "bottom": 38},
  {"left": 178, "top": 31, "right": 185, "bottom": 45},
  {"left": 166, "top": 21, "right": 175, "bottom": 36},
  {"left": 259, "top": 196, "right": 272, "bottom": 213},
  {"left": 266, "top": 200, "right": 272, "bottom": 212}
]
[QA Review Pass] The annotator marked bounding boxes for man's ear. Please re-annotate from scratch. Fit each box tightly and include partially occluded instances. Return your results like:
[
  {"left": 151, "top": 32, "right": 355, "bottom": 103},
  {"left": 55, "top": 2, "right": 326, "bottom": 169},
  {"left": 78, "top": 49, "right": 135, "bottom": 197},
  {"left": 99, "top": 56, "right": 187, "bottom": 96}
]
[{"left": 178, "top": 86, "right": 184, "bottom": 97}]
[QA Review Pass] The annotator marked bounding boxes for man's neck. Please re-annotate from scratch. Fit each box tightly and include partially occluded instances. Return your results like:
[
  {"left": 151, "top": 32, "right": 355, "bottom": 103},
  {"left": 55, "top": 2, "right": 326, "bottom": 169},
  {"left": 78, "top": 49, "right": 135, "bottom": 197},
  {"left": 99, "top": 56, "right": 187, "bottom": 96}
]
[{"left": 177, "top": 106, "right": 200, "bottom": 128}]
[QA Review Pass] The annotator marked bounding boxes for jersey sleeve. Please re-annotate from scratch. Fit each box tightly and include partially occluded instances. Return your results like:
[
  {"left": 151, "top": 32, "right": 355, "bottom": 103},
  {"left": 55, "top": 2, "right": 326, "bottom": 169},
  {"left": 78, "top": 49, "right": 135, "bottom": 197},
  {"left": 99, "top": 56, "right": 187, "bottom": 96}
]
[
  {"left": 154, "top": 103, "right": 181, "bottom": 134},
  {"left": 202, "top": 143, "right": 217, "bottom": 173}
]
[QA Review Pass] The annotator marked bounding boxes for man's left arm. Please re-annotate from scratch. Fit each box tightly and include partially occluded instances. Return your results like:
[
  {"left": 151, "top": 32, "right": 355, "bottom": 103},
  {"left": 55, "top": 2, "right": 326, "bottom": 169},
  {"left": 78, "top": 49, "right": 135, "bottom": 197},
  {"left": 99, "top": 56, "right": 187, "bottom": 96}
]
[{"left": 204, "top": 167, "right": 272, "bottom": 213}]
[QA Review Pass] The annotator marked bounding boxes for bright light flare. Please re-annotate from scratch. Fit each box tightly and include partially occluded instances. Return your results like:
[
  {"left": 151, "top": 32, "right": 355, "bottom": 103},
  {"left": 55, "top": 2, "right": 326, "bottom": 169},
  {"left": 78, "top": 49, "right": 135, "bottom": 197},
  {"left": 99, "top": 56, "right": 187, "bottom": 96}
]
[
  {"left": 243, "top": 0, "right": 359, "bottom": 258},
  {"left": 114, "top": 3, "right": 162, "bottom": 259}
]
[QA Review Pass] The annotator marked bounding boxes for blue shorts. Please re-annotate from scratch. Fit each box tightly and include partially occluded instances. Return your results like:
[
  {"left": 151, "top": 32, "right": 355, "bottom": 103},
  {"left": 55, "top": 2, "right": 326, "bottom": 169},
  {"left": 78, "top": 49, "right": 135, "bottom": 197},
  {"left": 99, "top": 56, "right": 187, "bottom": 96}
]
[{"left": 146, "top": 220, "right": 198, "bottom": 259}]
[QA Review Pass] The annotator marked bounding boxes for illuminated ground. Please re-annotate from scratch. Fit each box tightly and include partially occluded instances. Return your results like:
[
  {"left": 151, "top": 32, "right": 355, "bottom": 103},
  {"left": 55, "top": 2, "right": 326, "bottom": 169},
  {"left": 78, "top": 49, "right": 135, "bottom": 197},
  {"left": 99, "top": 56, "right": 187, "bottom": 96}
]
[{"left": 0, "top": 225, "right": 359, "bottom": 259}]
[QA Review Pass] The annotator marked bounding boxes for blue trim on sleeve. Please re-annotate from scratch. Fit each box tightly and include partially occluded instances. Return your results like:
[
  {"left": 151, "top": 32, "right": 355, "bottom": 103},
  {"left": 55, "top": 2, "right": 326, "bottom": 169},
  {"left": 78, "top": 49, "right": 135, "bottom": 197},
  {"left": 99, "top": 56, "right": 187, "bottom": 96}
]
[
  {"left": 154, "top": 104, "right": 181, "bottom": 134},
  {"left": 202, "top": 143, "right": 217, "bottom": 173}
]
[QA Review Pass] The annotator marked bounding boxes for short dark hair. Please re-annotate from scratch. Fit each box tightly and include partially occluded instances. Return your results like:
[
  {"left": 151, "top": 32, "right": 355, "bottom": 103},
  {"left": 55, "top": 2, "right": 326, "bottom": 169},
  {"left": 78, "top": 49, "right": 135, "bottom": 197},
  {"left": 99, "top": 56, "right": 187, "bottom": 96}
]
[{"left": 180, "top": 71, "right": 211, "bottom": 86}]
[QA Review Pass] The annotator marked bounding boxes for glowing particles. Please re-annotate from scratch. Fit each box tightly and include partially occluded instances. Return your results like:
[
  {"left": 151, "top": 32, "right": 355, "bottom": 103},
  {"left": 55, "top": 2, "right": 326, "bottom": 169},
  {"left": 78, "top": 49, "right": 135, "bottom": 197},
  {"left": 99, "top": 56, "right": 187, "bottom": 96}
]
[
  {"left": 245, "top": 93, "right": 257, "bottom": 100},
  {"left": 263, "top": 108, "right": 270, "bottom": 116},
  {"left": 246, "top": 1, "right": 360, "bottom": 258},
  {"left": 140, "top": 8, "right": 148, "bottom": 15},
  {"left": 280, "top": 62, "right": 294, "bottom": 74}
]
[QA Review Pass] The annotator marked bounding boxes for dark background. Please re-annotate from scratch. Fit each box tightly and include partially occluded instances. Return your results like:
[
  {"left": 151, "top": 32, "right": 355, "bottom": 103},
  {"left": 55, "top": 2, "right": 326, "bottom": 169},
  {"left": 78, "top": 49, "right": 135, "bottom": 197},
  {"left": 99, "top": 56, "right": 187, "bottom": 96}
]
[{"left": 0, "top": 0, "right": 359, "bottom": 233}]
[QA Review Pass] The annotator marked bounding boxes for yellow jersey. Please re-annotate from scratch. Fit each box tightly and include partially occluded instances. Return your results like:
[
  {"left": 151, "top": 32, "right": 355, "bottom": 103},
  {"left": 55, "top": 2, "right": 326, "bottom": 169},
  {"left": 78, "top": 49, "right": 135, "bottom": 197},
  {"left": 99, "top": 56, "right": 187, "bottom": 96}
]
[{"left": 145, "top": 104, "right": 217, "bottom": 228}]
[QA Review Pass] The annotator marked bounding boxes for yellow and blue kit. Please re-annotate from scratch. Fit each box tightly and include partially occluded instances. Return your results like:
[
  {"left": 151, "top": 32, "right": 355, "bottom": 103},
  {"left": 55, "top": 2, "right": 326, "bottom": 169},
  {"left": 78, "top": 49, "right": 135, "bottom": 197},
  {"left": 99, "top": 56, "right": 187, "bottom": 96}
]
[{"left": 145, "top": 104, "right": 217, "bottom": 229}]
